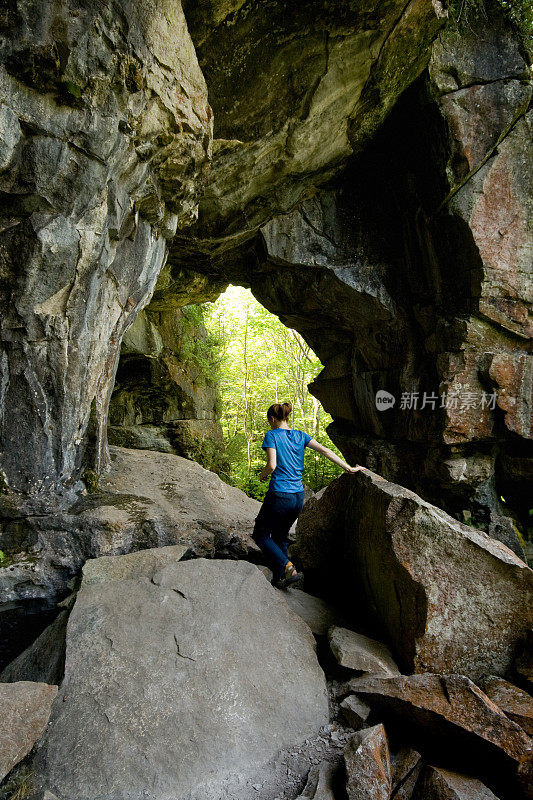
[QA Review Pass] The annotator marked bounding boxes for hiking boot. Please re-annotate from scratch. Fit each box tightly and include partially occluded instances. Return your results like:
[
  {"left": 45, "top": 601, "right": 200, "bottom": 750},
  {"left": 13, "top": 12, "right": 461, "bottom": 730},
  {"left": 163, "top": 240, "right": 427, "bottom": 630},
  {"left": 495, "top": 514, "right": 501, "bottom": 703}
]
[{"left": 273, "top": 561, "right": 303, "bottom": 590}]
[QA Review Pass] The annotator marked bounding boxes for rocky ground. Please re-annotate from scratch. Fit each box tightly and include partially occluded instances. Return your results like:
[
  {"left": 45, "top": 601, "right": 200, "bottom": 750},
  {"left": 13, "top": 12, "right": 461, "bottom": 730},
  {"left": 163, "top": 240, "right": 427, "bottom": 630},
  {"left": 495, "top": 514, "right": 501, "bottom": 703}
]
[{"left": 0, "top": 448, "right": 531, "bottom": 800}]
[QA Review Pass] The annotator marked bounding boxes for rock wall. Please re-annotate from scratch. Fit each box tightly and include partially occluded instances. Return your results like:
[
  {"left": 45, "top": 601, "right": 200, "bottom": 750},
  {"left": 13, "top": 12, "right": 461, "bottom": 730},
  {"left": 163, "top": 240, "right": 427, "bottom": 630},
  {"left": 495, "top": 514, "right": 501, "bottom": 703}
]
[
  {"left": 0, "top": 0, "right": 530, "bottom": 537},
  {"left": 0, "top": 0, "right": 211, "bottom": 508},
  {"left": 165, "top": 2, "right": 531, "bottom": 531},
  {"left": 108, "top": 306, "right": 226, "bottom": 472}
]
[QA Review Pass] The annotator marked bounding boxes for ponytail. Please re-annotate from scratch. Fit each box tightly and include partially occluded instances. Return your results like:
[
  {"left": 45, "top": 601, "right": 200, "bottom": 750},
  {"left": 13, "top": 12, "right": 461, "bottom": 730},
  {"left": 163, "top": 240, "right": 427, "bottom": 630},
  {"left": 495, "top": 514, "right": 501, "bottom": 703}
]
[{"left": 267, "top": 402, "right": 292, "bottom": 422}]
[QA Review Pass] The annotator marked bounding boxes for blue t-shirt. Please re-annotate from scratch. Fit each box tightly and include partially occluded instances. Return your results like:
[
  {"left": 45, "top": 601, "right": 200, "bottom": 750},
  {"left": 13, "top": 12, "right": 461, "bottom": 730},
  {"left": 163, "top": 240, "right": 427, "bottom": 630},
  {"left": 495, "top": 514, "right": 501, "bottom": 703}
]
[{"left": 262, "top": 428, "right": 312, "bottom": 493}]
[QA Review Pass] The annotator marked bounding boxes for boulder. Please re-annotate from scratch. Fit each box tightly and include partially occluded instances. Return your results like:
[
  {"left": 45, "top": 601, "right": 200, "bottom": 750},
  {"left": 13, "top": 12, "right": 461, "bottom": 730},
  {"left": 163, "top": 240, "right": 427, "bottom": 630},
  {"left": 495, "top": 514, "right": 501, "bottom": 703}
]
[
  {"left": 328, "top": 627, "right": 400, "bottom": 676},
  {"left": 34, "top": 559, "right": 329, "bottom": 800},
  {"left": 296, "top": 471, "right": 533, "bottom": 679},
  {"left": 391, "top": 748, "right": 422, "bottom": 800},
  {"left": 283, "top": 590, "right": 348, "bottom": 637},
  {"left": 296, "top": 761, "right": 336, "bottom": 800},
  {"left": 0, "top": 447, "right": 260, "bottom": 668},
  {"left": 340, "top": 695, "right": 371, "bottom": 730},
  {"left": 348, "top": 673, "right": 532, "bottom": 795},
  {"left": 80, "top": 543, "right": 189, "bottom": 588},
  {"left": 344, "top": 724, "right": 391, "bottom": 800},
  {"left": 0, "top": 681, "right": 58, "bottom": 781},
  {"left": 0, "top": 0, "right": 211, "bottom": 499},
  {"left": 292, "top": 480, "right": 346, "bottom": 573},
  {"left": 478, "top": 677, "right": 533, "bottom": 737},
  {"left": 412, "top": 766, "right": 500, "bottom": 800}
]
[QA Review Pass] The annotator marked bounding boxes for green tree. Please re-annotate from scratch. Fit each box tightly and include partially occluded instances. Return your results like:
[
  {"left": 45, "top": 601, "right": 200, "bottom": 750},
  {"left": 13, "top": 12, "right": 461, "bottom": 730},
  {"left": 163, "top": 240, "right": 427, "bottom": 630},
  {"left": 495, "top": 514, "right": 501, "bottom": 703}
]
[{"left": 201, "top": 286, "right": 344, "bottom": 498}]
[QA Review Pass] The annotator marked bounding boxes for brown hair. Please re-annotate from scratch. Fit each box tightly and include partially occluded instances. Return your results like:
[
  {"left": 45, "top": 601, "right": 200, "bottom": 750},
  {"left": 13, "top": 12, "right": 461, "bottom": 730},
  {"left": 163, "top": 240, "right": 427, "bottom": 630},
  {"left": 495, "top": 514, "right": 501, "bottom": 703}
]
[{"left": 267, "top": 402, "right": 292, "bottom": 422}]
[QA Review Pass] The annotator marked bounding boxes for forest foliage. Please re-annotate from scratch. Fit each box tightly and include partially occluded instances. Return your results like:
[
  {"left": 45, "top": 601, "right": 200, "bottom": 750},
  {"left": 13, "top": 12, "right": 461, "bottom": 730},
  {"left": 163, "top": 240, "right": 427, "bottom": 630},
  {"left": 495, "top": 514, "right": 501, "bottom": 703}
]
[{"left": 194, "top": 286, "right": 345, "bottom": 499}]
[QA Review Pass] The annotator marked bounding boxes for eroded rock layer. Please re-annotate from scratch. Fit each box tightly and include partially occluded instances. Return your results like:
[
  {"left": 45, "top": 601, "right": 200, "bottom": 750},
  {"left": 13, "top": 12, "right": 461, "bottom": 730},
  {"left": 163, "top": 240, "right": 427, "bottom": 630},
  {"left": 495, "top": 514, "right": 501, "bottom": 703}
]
[{"left": 0, "top": 0, "right": 211, "bottom": 504}]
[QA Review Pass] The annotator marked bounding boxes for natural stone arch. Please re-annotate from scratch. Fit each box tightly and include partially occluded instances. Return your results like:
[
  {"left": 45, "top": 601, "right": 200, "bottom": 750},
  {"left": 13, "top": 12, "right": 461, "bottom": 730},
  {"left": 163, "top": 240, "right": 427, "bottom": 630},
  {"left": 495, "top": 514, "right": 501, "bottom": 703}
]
[
  {"left": 124, "top": 10, "right": 531, "bottom": 542},
  {"left": 0, "top": 0, "right": 530, "bottom": 551}
]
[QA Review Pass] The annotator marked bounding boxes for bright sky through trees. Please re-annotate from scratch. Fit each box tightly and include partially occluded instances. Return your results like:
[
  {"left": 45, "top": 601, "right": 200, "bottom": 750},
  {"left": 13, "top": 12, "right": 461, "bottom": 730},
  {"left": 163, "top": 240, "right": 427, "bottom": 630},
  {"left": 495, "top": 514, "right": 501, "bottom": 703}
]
[{"left": 203, "top": 285, "right": 344, "bottom": 498}]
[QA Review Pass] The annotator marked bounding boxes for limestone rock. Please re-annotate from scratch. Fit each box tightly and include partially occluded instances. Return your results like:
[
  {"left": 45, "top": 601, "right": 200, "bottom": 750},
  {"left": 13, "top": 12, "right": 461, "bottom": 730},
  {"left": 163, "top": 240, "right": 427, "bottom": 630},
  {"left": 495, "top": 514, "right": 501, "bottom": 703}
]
[
  {"left": 412, "top": 766, "right": 500, "bottom": 800},
  {"left": 0, "top": 611, "right": 68, "bottom": 685},
  {"left": 328, "top": 627, "right": 400, "bottom": 676},
  {"left": 108, "top": 307, "right": 226, "bottom": 473},
  {"left": 344, "top": 724, "right": 391, "bottom": 800},
  {"left": 348, "top": 673, "right": 532, "bottom": 787},
  {"left": 479, "top": 676, "right": 533, "bottom": 736},
  {"left": 292, "top": 480, "right": 346, "bottom": 572},
  {"left": 0, "top": 0, "right": 212, "bottom": 499},
  {"left": 34, "top": 559, "right": 329, "bottom": 799},
  {"left": 283, "top": 590, "right": 347, "bottom": 637},
  {"left": 340, "top": 695, "right": 371, "bottom": 731},
  {"left": 80, "top": 543, "right": 188, "bottom": 588},
  {"left": 391, "top": 748, "right": 422, "bottom": 800},
  {"left": 297, "top": 470, "right": 533, "bottom": 679},
  {"left": 181, "top": 0, "right": 446, "bottom": 238},
  {"left": 296, "top": 761, "right": 336, "bottom": 800},
  {"left": 0, "top": 446, "right": 259, "bottom": 669},
  {"left": 0, "top": 681, "right": 58, "bottom": 781}
]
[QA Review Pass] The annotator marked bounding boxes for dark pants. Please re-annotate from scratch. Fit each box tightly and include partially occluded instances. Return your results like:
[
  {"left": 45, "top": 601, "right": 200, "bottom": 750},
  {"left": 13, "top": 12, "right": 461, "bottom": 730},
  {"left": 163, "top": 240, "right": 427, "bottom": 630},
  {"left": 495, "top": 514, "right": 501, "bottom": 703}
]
[{"left": 252, "top": 490, "right": 305, "bottom": 581}]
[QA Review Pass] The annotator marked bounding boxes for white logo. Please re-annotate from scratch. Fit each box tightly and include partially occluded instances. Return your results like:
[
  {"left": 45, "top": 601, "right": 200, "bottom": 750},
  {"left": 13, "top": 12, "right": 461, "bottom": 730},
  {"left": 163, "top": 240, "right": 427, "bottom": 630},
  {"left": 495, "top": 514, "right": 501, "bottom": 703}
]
[{"left": 375, "top": 390, "right": 396, "bottom": 410}]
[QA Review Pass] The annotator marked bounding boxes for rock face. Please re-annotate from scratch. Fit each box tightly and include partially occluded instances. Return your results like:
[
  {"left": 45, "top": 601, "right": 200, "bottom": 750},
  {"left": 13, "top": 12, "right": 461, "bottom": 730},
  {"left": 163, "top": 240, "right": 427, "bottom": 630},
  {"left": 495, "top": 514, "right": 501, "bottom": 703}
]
[
  {"left": 0, "top": 0, "right": 529, "bottom": 550},
  {"left": 165, "top": 2, "right": 530, "bottom": 540},
  {"left": 108, "top": 306, "right": 226, "bottom": 473},
  {"left": 0, "top": 446, "right": 260, "bottom": 669},
  {"left": 179, "top": 0, "right": 446, "bottom": 238},
  {"left": 0, "top": 0, "right": 211, "bottom": 503},
  {"left": 295, "top": 470, "right": 533, "bottom": 679},
  {"left": 34, "top": 558, "right": 329, "bottom": 800},
  {"left": 0, "top": 681, "right": 58, "bottom": 781}
]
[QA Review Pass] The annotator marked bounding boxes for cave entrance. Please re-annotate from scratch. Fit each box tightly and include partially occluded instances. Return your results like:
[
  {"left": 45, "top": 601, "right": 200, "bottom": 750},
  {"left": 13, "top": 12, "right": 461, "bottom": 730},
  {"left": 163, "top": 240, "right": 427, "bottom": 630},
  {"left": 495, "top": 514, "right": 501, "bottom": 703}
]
[{"left": 108, "top": 285, "right": 343, "bottom": 499}]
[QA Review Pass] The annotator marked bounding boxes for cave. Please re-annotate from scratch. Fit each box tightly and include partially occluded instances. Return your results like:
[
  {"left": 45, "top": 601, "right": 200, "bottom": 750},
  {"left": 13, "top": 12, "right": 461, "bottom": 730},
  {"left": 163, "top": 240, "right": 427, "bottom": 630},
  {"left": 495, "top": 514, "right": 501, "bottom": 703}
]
[
  {"left": 0, "top": 1, "right": 531, "bottom": 797},
  {"left": 106, "top": 66, "right": 531, "bottom": 545}
]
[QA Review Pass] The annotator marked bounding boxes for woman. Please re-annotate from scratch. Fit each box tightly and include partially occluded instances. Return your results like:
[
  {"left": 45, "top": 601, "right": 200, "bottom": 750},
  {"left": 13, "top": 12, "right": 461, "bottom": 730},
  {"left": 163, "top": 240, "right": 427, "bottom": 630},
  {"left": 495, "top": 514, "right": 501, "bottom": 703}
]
[{"left": 252, "top": 402, "right": 363, "bottom": 589}]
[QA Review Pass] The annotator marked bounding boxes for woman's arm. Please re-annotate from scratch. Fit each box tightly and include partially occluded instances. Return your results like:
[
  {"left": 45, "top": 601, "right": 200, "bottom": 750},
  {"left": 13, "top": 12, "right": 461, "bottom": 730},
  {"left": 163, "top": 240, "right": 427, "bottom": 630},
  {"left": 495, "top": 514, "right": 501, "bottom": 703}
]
[
  {"left": 259, "top": 447, "right": 277, "bottom": 480},
  {"left": 307, "top": 439, "right": 363, "bottom": 473}
]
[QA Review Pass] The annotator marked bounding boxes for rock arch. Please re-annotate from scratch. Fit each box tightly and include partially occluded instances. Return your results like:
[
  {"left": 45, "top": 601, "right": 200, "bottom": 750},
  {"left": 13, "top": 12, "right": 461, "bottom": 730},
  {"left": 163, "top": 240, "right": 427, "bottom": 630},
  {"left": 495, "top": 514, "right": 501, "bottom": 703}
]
[{"left": 0, "top": 0, "right": 530, "bottom": 542}]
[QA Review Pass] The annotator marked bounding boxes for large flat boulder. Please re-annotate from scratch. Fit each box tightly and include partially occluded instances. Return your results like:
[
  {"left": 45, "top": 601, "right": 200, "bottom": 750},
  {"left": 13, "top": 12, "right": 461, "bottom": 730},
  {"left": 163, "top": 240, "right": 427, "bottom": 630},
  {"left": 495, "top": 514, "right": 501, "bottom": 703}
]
[
  {"left": 80, "top": 543, "right": 189, "bottom": 588},
  {"left": 0, "top": 447, "right": 260, "bottom": 669},
  {"left": 0, "top": 681, "right": 58, "bottom": 781},
  {"left": 295, "top": 471, "right": 532, "bottom": 679},
  {"left": 34, "top": 559, "right": 329, "bottom": 800}
]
